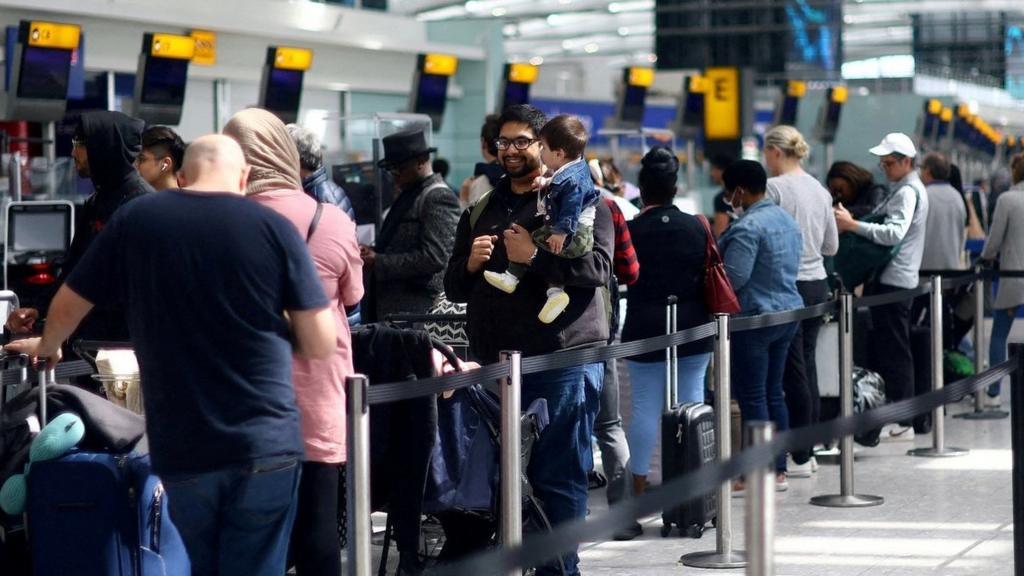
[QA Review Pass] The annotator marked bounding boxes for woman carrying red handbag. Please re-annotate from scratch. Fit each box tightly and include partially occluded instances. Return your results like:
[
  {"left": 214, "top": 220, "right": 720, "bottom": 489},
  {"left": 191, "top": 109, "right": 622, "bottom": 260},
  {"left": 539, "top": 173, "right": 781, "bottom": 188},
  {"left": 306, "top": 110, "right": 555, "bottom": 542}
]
[{"left": 620, "top": 147, "right": 723, "bottom": 505}]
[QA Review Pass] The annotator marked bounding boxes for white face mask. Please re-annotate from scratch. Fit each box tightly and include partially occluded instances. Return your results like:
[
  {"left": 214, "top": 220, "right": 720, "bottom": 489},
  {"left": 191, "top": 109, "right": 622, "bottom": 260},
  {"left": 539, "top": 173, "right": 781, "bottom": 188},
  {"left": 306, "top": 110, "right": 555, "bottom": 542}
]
[{"left": 728, "top": 190, "right": 745, "bottom": 217}]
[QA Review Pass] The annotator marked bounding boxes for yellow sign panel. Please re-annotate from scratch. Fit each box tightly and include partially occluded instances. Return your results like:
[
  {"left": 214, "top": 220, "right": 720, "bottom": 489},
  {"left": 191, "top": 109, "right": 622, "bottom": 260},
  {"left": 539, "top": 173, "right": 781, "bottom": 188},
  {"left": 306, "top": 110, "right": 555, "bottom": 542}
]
[
  {"left": 191, "top": 30, "right": 216, "bottom": 66},
  {"left": 274, "top": 47, "right": 314, "bottom": 71},
  {"left": 957, "top": 104, "right": 971, "bottom": 118},
  {"left": 423, "top": 53, "right": 458, "bottom": 77},
  {"left": 688, "top": 74, "right": 707, "bottom": 94},
  {"left": 150, "top": 34, "right": 196, "bottom": 60},
  {"left": 786, "top": 80, "right": 806, "bottom": 98},
  {"left": 927, "top": 99, "right": 942, "bottom": 115},
  {"left": 940, "top": 107, "right": 953, "bottom": 122},
  {"left": 508, "top": 63, "right": 538, "bottom": 84},
  {"left": 628, "top": 67, "right": 655, "bottom": 88},
  {"left": 829, "top": 86, "right": 848, "bottom": 104},
  {"left": 1008, "top": 135, "right": 1018, "bottom": 147},
  {"left": 704, "top": 67, "right": 740, "bottom": 140},
  {"left": 27, "top": 21, "right": 80, "bottom": 50}
]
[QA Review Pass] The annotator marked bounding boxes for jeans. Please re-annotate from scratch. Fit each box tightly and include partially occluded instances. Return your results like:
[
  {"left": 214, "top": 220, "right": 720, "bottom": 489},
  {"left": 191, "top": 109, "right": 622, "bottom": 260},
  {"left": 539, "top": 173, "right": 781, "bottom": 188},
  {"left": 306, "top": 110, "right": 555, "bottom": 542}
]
[
  {"left": 732, "top": 323, "right": 797, "bottom": 472},
  {"left": 522, "top": 363, "right": 603, "bottom": 576},
  {"left": 163, "top": 457, "right": 301, "bottom": 576},
  {"left": 782, "top": 279, "right": 830, "bottom": 465},
  {"left": 625, "top": 354, "right": 712, "bottom": 476},
  {"left": 595, "top": 359, "right": 631, "bottom": 505},
  {"left": 866, "top": 282, "right": 914, "bottom": 422},
  {"left": 989, "top": 307, "right": 1018, "bottom": 397},
  {"left": 289, "top": 461, "right": 341, "bottom": 576}
]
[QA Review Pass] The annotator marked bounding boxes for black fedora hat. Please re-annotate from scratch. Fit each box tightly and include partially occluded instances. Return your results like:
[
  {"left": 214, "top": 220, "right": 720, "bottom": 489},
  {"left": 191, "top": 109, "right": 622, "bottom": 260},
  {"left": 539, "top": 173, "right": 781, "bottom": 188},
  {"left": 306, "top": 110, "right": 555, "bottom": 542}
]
[{"left": 377, "top": 129, "right": 437, "bottom": 168}]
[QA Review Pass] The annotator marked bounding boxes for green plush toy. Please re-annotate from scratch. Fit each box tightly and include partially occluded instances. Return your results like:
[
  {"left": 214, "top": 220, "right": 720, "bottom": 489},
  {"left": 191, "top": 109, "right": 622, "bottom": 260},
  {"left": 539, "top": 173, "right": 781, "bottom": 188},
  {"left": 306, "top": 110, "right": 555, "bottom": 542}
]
[{"left": 0, "top": 412, "right": 85, "bottom": 516}]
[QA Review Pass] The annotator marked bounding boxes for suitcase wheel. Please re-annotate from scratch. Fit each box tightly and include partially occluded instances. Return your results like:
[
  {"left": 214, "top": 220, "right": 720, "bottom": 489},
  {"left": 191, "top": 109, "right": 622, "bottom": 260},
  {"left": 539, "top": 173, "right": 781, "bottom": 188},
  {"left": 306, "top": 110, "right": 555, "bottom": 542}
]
[
  {"left": 711, "top": 516, "right": 718, "bottom": 528},
  {"left": 686, "top": 524, "right": 705, "bottom": 539},
  {"left": 660, "top": 524, "right": 673, "bottom": 538}
]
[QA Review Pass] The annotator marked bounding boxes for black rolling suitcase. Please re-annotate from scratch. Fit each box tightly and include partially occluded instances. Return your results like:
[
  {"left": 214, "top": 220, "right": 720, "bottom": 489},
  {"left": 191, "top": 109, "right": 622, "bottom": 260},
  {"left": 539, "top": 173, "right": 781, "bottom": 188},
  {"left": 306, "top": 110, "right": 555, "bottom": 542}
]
[{"left": 660, "top": 297, "right": 717, "bottom": 538}]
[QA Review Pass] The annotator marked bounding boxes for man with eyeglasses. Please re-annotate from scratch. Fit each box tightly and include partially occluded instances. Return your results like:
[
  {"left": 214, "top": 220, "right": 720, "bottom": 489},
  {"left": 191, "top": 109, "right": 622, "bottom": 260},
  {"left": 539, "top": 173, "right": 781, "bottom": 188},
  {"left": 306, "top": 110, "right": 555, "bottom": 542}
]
[
  {"left": 834, "top": 132, "right": 929, "bottom": 442},
  {"left": 359, "top": 128, "right": 459, "bottom": 321},
  {"left": 6, "top": 111, "right": 152, "bottom": 344},
  {"left": 444, "top": 105, "right": 612, "bottom": 576}
]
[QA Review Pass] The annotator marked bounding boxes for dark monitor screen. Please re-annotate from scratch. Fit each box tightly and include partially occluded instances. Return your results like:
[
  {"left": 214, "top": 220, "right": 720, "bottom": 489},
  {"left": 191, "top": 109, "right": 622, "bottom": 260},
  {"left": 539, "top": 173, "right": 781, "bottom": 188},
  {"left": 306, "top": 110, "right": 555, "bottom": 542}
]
[
  {"left": 778, "top": 96, "right": 799, "bottom": 126},
  {"left": 9, "top": 207, "right": 71, "bottom": 254},
  {"left": 264, "top": 68, "right": 303, "bottom": 115},
  {"left": 620, "top": 85, "right": 647, "bottom": 124},
  {"left": 17, "top": 46, "right": 71, "bottom": 100},
  {"left": 502, "top": 81, "right": 530, "bottom": 109},
  {"left": 414, "top": 73, "right": 449, "bottom": 119},
  {"left": 141, "top": 57, "right": 188, "bottom": 106}
]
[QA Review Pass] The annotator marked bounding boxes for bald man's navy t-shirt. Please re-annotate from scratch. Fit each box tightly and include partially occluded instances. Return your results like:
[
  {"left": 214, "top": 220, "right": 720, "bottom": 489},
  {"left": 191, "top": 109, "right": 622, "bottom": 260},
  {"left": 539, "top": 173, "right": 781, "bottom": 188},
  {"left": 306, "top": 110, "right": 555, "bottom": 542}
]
[{"left": 67, "top": 189, "right": 328, "bottom": 475}]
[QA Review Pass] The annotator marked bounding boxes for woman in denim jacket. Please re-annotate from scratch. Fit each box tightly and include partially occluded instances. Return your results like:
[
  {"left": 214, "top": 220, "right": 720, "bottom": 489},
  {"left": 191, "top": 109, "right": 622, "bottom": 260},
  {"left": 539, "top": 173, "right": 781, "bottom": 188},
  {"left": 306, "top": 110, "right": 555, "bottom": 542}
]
[{"left": 718, "top": 160, "right": 803, "bottom": 492}]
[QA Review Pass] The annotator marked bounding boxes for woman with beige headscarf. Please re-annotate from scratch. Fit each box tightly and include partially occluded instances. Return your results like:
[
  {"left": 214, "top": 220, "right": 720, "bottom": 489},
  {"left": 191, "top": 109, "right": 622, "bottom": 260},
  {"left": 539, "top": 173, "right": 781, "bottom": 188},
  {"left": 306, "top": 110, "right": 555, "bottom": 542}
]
[{"left": 224, "top": 108, "right": 363, "bottom": 576}]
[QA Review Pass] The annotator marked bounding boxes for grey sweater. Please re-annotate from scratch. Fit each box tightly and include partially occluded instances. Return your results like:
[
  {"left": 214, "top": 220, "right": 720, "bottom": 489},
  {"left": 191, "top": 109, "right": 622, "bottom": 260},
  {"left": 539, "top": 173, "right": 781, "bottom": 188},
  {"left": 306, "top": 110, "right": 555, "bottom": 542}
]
[
  {"left": 852, "top": 171, "right": 929, "bottom": 289},
  {"left": 982, "top": 184, "right": 1024, "bottom": 309},
  {"left": 766, "top": 171, "right": 838, "bottom": 282}
]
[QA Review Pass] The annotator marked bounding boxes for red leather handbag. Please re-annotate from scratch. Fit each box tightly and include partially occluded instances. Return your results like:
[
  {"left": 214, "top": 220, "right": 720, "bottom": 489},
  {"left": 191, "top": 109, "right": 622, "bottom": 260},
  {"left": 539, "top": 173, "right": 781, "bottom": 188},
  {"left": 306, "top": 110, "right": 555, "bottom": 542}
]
[{"left": 696, "top": 215, "right": 741, "bottom": 315}]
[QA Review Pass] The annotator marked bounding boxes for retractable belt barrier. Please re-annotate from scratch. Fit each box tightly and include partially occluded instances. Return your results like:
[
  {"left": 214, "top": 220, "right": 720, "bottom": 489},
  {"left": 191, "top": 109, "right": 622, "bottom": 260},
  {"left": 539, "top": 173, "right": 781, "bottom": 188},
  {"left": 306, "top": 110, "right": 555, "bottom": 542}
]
[{"left": 436, "top": 359, "right": 1018, "bottom": 576}]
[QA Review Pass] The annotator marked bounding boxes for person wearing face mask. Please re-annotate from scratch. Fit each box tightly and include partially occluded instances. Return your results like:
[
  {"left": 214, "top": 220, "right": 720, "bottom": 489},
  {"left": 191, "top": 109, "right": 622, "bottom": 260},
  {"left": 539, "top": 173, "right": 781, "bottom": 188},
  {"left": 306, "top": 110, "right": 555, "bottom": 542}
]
[
  {"left": 718, "top": 160, "right": 803, "bottom": 492},
  {"left": 763, "top": 125, "right": 838, "bottom": 478}
]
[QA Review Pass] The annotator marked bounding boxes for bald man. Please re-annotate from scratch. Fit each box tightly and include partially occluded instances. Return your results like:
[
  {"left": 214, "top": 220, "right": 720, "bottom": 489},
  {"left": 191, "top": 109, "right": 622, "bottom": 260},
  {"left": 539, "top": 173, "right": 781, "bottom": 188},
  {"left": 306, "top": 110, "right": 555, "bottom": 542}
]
[{"left": 10, "top": 133, "right": 335, "bottom": 576}]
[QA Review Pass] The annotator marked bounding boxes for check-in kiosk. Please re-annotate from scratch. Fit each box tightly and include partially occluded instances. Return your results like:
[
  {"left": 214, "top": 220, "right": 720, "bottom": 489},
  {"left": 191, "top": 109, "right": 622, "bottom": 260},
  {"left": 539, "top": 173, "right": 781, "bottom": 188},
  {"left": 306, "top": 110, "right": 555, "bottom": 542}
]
[
  {"left": 498, "top": 63, "right": 538, "bottom": 112},
  {"left": 673, "top": 74, "right": 706, "bottom": 191},
  {"left": 915, "top": 99, "right": 943, "bottom": 153},
  {"left": 131, "top": 33, "right": 195, "bottom": 125},
  {"left": 774, "top": 80, "right": 806, "bottom": 126},
  {"left": 410, "top": 53, "right": 458, "bottom": 131},
  {"left": 610, "top": 67, "right": 654, "bottom": 130},
  {"left": 2, "top": 20, "right": 80, "bottom": 122},
  {"left": 260, "top": 46, "right": 313, "bottom": 124},
  {"left": 3, "top": 201, "right": 74, "bottom": 313},
  {"left": 814, "top": 86, "right": 847, "bottom": 169}
]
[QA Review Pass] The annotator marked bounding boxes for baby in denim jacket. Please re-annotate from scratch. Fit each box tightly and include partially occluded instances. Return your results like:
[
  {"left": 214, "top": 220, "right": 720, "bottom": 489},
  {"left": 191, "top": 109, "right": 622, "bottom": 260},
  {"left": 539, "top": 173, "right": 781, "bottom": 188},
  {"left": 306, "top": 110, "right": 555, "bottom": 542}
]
[{"left": 485, "top": 114, "right": 601, "bottom": 323}]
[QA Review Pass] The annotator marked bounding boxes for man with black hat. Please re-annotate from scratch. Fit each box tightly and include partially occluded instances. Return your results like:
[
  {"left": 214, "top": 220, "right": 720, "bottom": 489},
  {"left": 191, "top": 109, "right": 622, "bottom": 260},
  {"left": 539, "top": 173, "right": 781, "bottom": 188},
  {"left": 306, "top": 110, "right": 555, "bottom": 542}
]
[{"left": 360, "top": 128, "right": 460, "bottom": 320}]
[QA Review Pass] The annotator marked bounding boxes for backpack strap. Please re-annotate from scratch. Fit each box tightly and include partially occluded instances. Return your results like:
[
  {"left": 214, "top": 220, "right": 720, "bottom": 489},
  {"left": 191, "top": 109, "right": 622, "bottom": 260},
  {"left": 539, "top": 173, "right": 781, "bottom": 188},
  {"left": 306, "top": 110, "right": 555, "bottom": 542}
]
[
  {"left": 306, "top": 203, "right": 324, "bottom": 243},
  {"left": 468, "top": 189, "right": 493, "bottom": 230}
]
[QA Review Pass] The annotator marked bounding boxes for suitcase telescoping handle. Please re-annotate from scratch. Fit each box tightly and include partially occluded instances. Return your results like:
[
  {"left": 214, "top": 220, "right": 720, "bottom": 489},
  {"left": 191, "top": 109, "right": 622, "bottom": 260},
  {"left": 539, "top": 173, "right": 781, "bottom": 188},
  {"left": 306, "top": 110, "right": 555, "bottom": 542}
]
[
  {"left": 38, "top": 364, "right": 54, "bottom": 424},
  {"left": 665, "top": 295, "right": 678, "bottom": 411}
]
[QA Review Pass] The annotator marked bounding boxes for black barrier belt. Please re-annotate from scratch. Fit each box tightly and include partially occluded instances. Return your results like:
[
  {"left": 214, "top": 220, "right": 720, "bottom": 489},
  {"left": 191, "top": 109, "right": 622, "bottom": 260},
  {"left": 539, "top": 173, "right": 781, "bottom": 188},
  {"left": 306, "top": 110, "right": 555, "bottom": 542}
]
[
  {"left": 854, "top": 282, "right": 933, "bottom": 309},
  {"left": 386, "top": 314, "right": 468, "bottom": 323},
  {"left": 520, "top": 322, "right": 718, "bottom": 375},
  {"left": 940, "top": 274, "right": 981, "bottom": 291},
  {"left": 0, "top": 359, "right": 94, "bottom": 387},
  {"left": 437, "top": 361, "right": 1015, "bottom": 576},
  {"left": 730, "top": 300, "right": 837, "bottom": 332},
  {"left": 365, "top": 361, "right": 510, "bottom": 405}
]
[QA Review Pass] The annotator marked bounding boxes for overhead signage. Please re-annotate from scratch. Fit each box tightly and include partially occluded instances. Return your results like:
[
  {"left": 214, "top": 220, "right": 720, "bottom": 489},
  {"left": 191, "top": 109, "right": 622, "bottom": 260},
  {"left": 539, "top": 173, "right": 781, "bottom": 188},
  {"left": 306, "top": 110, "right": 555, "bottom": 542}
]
[
  {"left": 191, "top": 30, "right": 216, "bottom": 66},
  {"left": 422, "top": 53, "right": 458, "bottom": 77},
  {"left": 149, "top": 33, "right": 195, "bottom": 60},
  {"left": 628, "top": 67, "right": 655, "bottom": 88},
  {"left": 704, "top": 67, "right": 740, "bottom": 140},
  {"left": 508, "top": 63, "right": 538, "bottom": 84},
  {"left": 26, "top": 21, "right": 80, "bottom": 50},
  {"left": 273, "top": 46, "right": 313, "bottom": 71}
]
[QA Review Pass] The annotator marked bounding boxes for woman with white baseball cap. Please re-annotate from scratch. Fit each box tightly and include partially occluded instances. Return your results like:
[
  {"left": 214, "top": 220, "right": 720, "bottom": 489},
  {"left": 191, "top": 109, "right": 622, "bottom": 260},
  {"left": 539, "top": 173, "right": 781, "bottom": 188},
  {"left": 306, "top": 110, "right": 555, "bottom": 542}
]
[{"left": 834, "top": 132, "right": 930, "bottom": 443}]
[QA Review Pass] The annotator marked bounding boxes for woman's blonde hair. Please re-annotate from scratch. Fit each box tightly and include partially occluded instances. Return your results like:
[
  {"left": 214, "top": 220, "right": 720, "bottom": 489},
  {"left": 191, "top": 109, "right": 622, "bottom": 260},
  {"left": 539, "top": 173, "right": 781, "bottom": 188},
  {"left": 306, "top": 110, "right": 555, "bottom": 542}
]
[
  {"left": 1012, "top": 153, "right": 1024, "bottom": 185},
  {"left": 764, "top": 125, "right": 811, "bottom": 161}
]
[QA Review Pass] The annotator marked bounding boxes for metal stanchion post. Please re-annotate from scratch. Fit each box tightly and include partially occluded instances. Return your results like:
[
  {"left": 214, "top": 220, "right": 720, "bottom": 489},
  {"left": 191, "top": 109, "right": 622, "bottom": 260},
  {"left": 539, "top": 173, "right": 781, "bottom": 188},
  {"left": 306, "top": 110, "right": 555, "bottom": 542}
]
[
  {"left": 958, "top": 273, "right": 1008, "bottom": 419},
  {"left": 910, "top": 276, "right": 968, "bottom": 457},
  {"left": 346, "top": 375, "right": 371, "bottom": 576},
  {"left": 681, "top": 314, "right": 747, "bottom": 569},
  {"left": 745, "top": 422, "right": 776, "bottom": 576},
  {"left": 1009, "top": 343, "right": 1024, "bottom": 576},
  {"left": 665, "top": 297, "right": 675, "bottom": 404},
  {"left": 811, "top": 293, "right": 884, "bottom": 508},
  {"left": 499, "top": 350, "right": 522, "bottom": 562}
]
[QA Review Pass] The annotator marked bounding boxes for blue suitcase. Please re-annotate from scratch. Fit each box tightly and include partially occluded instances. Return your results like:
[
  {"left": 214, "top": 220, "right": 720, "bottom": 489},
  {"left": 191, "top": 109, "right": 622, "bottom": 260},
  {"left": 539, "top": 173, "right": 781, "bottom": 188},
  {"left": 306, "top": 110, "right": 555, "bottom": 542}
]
[{"left": 27, "top": 452, "right": 189, "bottom": 576}]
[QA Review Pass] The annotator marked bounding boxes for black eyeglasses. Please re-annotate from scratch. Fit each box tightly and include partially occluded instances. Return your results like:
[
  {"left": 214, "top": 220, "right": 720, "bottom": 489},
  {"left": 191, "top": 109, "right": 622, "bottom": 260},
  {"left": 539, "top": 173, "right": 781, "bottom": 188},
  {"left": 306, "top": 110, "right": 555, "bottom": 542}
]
[{"left": 495, "top": 137, "right": 539, "bottom": 151}]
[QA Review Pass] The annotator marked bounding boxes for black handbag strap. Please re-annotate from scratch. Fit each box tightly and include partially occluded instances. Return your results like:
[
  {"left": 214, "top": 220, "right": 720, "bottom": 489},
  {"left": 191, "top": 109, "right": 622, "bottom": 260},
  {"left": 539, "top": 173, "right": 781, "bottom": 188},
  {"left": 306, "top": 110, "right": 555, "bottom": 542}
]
[{"left": 306, "top": 203, "right": 324, "bottom": 243}]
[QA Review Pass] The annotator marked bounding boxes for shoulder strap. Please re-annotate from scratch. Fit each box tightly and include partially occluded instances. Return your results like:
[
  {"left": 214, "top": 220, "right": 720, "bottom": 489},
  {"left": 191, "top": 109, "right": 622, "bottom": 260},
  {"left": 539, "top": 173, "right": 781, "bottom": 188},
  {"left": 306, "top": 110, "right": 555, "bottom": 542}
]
[
  {"left": 306, "top": 203, "right": 324, "bottom": 243},
  {"left": 468, "top": 189, "right": 494, "bottom": 230}
]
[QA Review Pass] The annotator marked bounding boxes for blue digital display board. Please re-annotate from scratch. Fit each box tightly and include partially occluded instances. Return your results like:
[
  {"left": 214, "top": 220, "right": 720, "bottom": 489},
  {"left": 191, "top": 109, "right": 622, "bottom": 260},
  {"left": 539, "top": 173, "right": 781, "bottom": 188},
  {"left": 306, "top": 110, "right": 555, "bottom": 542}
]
[
  {"left": 785, "top": 0, "right": 841, "bottom": 72},
  {"left": 1008, "top": 23, "right": 1024, "bottom": 99}
]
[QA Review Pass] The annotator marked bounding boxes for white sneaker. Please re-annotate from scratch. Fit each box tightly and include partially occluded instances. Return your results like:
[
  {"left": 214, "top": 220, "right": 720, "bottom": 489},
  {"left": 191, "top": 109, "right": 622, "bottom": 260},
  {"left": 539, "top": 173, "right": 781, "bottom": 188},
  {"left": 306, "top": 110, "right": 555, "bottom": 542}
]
[
  {"left": 879, "top": 424, "right": 915, "bottom": 443},
  {"left": 810, "top": 456, "right": 818, "bottom": 473},
  {"left": 484, "top": 270, "right": 519, "bottom": 294},
  {"left": 786, "top": 455, "right": 813, "bottom": 478},
  {"left": 538, "top": 289, "right": 570, "bottom": 324},
  {"left": 984, "top": 394, "right": 1002, "bottom": 409}
]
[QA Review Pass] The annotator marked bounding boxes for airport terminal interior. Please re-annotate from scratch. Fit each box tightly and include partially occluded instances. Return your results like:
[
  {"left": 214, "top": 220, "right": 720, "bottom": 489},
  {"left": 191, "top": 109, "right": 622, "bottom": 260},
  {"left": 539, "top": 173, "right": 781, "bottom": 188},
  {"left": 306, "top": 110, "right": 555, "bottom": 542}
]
[{"left": 2, "top": 0, "right": 1024, "bottom": 575}]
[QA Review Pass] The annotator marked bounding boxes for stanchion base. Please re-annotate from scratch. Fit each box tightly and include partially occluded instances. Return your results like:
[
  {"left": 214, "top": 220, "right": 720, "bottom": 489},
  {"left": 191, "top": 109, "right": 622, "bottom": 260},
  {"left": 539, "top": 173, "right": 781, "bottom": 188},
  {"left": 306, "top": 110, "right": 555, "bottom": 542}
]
[
  {"left": 954, "top": 410, "right": 1009, "bottom": 420},
  {"left": 679, "top": 550, "right": 747, "bottom": 569},
  {"left": 808, "top": 494, "right": 884, "bottom": 508},
  {"left": 907, "top": 446, "right": 969, "bottom": 458}
]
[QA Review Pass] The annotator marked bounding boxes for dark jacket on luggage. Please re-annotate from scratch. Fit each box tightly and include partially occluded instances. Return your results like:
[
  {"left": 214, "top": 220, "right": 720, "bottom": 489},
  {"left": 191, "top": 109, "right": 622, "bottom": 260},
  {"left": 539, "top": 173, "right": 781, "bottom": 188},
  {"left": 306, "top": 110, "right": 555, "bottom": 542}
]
[
  {"left": 444, "top": 177, "right": 613, "bottom": 363},
  {"left": 302, "top": 165, "right": 356, "bottom": 223},
  {"left": 623, "top": 205, "right": 713, "bottom": 360},
  {"left": 60, "top": 112, "right": 152, "bottom": 341}
]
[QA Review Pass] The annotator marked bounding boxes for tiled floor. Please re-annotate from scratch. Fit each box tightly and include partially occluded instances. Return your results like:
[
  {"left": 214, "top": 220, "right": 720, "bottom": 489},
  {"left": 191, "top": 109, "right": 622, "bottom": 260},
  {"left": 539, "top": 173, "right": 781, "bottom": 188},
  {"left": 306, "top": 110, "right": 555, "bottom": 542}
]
[{"left": 579, "top": 380, "right": 1016, "bottom": 576}]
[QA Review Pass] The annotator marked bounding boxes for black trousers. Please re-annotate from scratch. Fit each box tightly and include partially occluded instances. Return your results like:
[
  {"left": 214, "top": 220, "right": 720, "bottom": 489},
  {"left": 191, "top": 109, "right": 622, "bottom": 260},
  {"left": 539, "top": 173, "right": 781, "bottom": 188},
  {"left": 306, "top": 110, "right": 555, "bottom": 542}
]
[
  {"left": 289, "top": 461, "right": 342, "bottom": 576},
  {"left": 866, "top": 282, "right": 915, "bottom": 425},
  {"left": 782, "top": 279, "right": 831, "bottom": 464}
]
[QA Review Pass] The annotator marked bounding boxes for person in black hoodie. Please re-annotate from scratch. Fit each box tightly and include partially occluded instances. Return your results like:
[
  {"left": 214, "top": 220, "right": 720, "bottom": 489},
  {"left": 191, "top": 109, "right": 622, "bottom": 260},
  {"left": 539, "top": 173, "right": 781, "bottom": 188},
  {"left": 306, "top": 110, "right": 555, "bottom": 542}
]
[{"left": 6, "top": 111, "right": 152, "bottom": 342}]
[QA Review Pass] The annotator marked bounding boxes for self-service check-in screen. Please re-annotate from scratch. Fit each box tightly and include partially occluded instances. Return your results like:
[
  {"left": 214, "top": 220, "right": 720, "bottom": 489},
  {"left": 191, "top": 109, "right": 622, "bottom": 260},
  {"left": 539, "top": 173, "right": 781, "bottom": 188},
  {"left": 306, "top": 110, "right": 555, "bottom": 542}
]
[
  {"left": 141, "top": 56, "right": 189, "bottom": 106},
  {"left": 10, "top": 211, "right": 69, "bottom": 253},
  {"left": 18, "top": 46, "right": 71, "bottom": 100}
]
